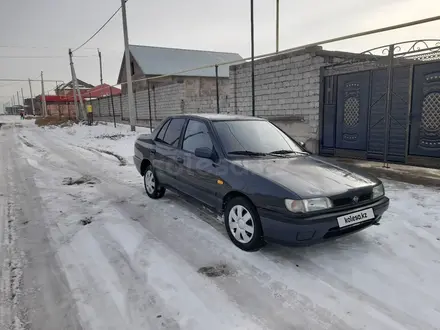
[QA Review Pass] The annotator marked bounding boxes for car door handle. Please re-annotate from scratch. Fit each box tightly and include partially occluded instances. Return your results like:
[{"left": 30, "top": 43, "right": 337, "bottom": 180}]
[
  {"left": 151, "top": 149, "right": 156, "bottom": 154},
  {"left": 176, "top": 157, "right": 184, "bottom": 164}
]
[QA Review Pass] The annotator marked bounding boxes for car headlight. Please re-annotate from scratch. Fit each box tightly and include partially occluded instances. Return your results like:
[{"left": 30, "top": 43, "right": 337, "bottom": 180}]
[
  {"left": 285, "top": 197, "right": 333, "bottom": 213},
  {"left": 372, "top": 184, "right": 385, "bottom": 199}
]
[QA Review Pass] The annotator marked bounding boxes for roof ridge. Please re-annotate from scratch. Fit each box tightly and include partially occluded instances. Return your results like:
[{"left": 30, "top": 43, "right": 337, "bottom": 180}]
[{"left": 129, "top": 44, "right": 241, "bottom": 56}]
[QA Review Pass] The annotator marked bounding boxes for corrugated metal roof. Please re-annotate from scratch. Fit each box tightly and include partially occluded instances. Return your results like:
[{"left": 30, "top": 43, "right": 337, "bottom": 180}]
[{"left": 129, "top": 45, "right": 243, "bottom": 78}]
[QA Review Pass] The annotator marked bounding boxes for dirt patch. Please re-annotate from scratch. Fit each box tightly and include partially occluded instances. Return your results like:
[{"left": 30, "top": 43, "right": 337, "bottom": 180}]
[
  {"left": 62, "top": 175, "right": 100, "bottom": 186},
  {"left": 83, "top": 146, "right": 127, "bottom": 166},
  {"left": 95, "top": 133, "right": 126, "bottom": 140},
  {"left": 80, "top": 217, "right": 92, "bottom": 226},
  {"left": 0, "top": 123, "right": 12, "bottom": 130},
  {"left": 198, "top": 264, "right": 232, "bottom": 277},
  {"left": 35, "top": 116, "right": 78, "bottom": 127}
]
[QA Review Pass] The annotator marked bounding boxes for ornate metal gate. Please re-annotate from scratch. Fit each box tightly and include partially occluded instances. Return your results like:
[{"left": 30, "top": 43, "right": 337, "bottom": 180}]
[
  {"left": 335, "top": 72, "right": 370, "bottom": 150},
  {"left": 321, "top": 40, "right": 440, "bottom": 167},
  {"left": 409, "top": 62, "right": 440, "bottom": 158}
]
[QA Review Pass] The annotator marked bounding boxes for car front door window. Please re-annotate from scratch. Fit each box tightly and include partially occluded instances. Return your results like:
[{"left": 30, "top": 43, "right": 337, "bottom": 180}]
[
  {"left": 162, "top": 118, "right": 185, "bottom": 147},
  {"left": 183, "top": 120, "right": 213, "bottom": 153}
]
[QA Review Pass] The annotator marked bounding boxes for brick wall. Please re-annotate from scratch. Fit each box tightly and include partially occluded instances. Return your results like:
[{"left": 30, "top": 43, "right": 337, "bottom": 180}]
[
  {"left": 91, "top": 77, "right": 232, "bottom": 128},
  {"left": 229, "top": 47, "right": 328, "bottom": 151}
]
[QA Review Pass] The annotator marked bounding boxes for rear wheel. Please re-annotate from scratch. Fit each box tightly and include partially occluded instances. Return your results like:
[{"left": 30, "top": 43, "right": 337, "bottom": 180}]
[
  {"left": 144, "top": 165, "right": 165, "bottom": 199},
  {"left": 224, "top": 197, "right": 264, "bottom": 251}
]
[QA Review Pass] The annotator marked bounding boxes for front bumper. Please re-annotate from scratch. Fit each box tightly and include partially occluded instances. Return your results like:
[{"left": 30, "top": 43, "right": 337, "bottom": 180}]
[{"left": 259, "top": 197, "right": 389, "bottom": 246}]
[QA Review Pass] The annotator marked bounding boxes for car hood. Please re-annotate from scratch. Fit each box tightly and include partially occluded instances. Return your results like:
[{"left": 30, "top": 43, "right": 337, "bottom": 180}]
[{"left": 231, "top": 155, "right": 379, "bottom": 198}]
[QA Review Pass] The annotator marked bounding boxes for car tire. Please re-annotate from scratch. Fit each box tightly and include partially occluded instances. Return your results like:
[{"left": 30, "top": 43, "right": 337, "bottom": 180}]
[
  {"left": 224, "top": 197, "right": 264, "bottom": 252},
  {"left": 144, "top": 165, "right": 166, "bottom": 199}
]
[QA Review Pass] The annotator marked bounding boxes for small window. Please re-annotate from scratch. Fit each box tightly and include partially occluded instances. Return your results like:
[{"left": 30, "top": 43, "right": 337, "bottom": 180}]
[
  {"left": 162, "top": 118, "right": 186, "bottom": 147},
  {"left": 130, "top": 61, "right": 135, "bottom": 76},
  {"left": 156, "top": 120, "right": 170, "bottom": 142},
  {"left": 183, "top": 120, "right": 213, "bottom": 153}
]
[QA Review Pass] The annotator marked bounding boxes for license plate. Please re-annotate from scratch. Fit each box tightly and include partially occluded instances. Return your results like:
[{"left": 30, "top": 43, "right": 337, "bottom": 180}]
[{"left": 337, "top": 208, "right": 375, "bottom": 228}]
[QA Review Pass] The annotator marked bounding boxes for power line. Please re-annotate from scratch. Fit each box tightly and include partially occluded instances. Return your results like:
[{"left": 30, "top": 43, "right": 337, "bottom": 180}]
[
  {"left": 0, "top": 79, "right": 64, "bottom": 82},
  {"left": 72, "top": 5, "right": 122, "bottom": 52},
  {"left": 0, "top": 44, "right": 122, "bottom": 54},
  {"left": 0, "top": 74, "right": 41, "bottom": 88},
  {"left": 0, "top": 45, "right": 96, "bottom": 50},
  {"left": 0, "top": 55, "right": 94, "bottom": 59},
  {"left": 0, "top": 81, "right": 24, "bottom": 88}
]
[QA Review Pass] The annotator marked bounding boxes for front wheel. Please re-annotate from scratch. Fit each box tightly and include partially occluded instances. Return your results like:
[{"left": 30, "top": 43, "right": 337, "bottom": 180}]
[
  {"left": 144, "top": 165, "right": 166, "bottom": 199},
  {"left": 224, "top": 197, "right": 264, "bottom": 251}
]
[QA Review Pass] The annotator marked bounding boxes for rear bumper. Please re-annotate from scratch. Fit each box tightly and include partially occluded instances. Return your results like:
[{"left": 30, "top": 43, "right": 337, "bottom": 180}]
[
  {"left": 259, "top": 197, "right": 389, "bottom": 246},
  {"left": 133, "top": 155, "right": 142, "bottom": 175}
]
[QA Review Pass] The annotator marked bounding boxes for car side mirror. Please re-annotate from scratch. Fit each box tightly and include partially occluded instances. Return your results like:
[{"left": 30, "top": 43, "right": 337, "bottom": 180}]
[
  {"left": 194, "top": 147, "right": 213, "bottom": 160},
  {"left": 298, "top": 141, "right": 311, "bottom": 153}
]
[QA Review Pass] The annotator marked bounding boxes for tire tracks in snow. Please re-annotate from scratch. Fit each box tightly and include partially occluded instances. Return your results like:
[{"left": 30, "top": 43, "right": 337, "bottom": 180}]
[
  {"left": 1, "top": 126, "right": 82, "bottom": 330},
  {"left": 0, "top": 151, "right": 26, "bottom": 330}
]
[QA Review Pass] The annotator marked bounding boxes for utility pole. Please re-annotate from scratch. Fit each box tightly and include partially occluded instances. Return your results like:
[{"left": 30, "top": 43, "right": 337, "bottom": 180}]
[
  {"left": 276, "top": 0, "right": 280, "bottom": 52},
  {"left": 98, "top": 48, "right": 103, "bottom": 85},
  {"left": 72, "top": 66, "right": 86, "bottom": 120},
  {"left": 41, "top": 71, "right": 47, "bottom": 117},
  {"left": 69, "top": 49, "right": 79, "bottom": 119},
  {"left": 250, "top": 0, "right": 256, "bottom": 117},
  {"left": 69, "top": 49, "right": 87, "bottom": 120},
  {"left": 121, "top": 0, "right": 136, "bottom": 131},
  {"left": 21, "top": 88, "right": 25, "bottom": 114},
  {"left": 28, "top": 78, "right": 35, "bottom": 115}
]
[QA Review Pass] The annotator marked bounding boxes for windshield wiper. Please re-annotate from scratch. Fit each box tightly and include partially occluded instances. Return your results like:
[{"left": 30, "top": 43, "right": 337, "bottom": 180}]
[
  {"left": 269, "top": 149, "right": 308, "bottom": 155},
  {"left": 228, "top": 150, "right": 268, "bottom": 156}
]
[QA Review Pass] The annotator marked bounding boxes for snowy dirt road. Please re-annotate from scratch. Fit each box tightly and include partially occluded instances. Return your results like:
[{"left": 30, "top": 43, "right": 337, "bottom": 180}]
[{"left": 1, "top": 117, "right": 440, "bottom": 330}]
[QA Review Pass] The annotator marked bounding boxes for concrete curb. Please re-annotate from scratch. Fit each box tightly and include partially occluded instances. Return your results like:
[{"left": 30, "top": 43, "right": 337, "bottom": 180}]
[{"left": 334, "top": 158, "right": 440, "bottom": 188}]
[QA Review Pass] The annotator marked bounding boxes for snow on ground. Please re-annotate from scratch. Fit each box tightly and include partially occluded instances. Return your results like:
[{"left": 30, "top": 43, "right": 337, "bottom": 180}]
[{"left": 1, "top": 116, "right": 440, "bottom": 329}]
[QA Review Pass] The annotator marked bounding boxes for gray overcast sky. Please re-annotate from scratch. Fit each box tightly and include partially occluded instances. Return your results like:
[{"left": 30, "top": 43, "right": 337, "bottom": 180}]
[{"left": 1, "top": 0, "right": 440, "bottom": 109}]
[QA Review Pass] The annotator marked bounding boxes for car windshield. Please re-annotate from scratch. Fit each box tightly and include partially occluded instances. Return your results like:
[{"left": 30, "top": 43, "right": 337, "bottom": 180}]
[{"left": 213, "top": 120, "right": 306, "bottom": 156}]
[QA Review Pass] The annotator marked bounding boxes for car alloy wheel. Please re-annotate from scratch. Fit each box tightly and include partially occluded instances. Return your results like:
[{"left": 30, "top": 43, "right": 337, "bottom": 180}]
[
  {"left": 229, "top": 205, "right": 254, "bottom": 243},
  {"left": 144, "top": 170, "right": 155, "bottom": 195},
  {"left": 224, "top": 197, "right": 264, "bottom": 251},
  {"left": 143, "top": 165, "right": 166, "bottom": 199}
]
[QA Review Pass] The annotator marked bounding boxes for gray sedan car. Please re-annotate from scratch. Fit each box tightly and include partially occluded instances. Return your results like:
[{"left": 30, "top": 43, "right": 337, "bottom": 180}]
[{"left": 134, "top": 114, "right": 389, "bottom": 251}]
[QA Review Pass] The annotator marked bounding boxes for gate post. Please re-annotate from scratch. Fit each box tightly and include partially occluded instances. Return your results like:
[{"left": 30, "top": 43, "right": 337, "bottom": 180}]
[
  {"left": 383, "top": 44, "right": 395, "bottom": 168},
  {"left": 148, "top": 81, "right": 153, "bottom": 130},
  {"left": 404, "top": 64, "right": 414, "bottom": 164},
  {"left": 318, "top": 66, "right": 325, "bottom": 155}
]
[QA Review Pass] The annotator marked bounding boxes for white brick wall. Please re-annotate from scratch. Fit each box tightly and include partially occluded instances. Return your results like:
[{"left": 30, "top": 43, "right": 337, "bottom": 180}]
[
  {"left": 228, "top": 49, "right": 328, "bottom": 151},
  {"left": 93, "top": 77, "right": 233, "bottom": 126}
]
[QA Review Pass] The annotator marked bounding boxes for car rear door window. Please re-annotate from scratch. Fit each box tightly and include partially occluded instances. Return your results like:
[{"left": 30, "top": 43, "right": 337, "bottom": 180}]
[
  {"left": 155, "top": 120, "right": 170, "bottom": 142},
  {"left": 182, "top": 120, "right": 213, "bottom": 153},
  {"left": 162, "top": 118, "right": 185, "bottom": 147}
]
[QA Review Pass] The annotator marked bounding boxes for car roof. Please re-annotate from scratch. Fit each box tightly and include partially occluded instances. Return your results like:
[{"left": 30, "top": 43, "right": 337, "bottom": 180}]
[{"left": 168, "top": 113, "right": 267, "bottom": 122}]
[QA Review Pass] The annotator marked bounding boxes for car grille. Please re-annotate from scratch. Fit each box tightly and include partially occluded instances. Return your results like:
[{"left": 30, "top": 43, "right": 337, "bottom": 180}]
[{"left": 330, "top": 191, "right": 372, "bottom": 208}]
